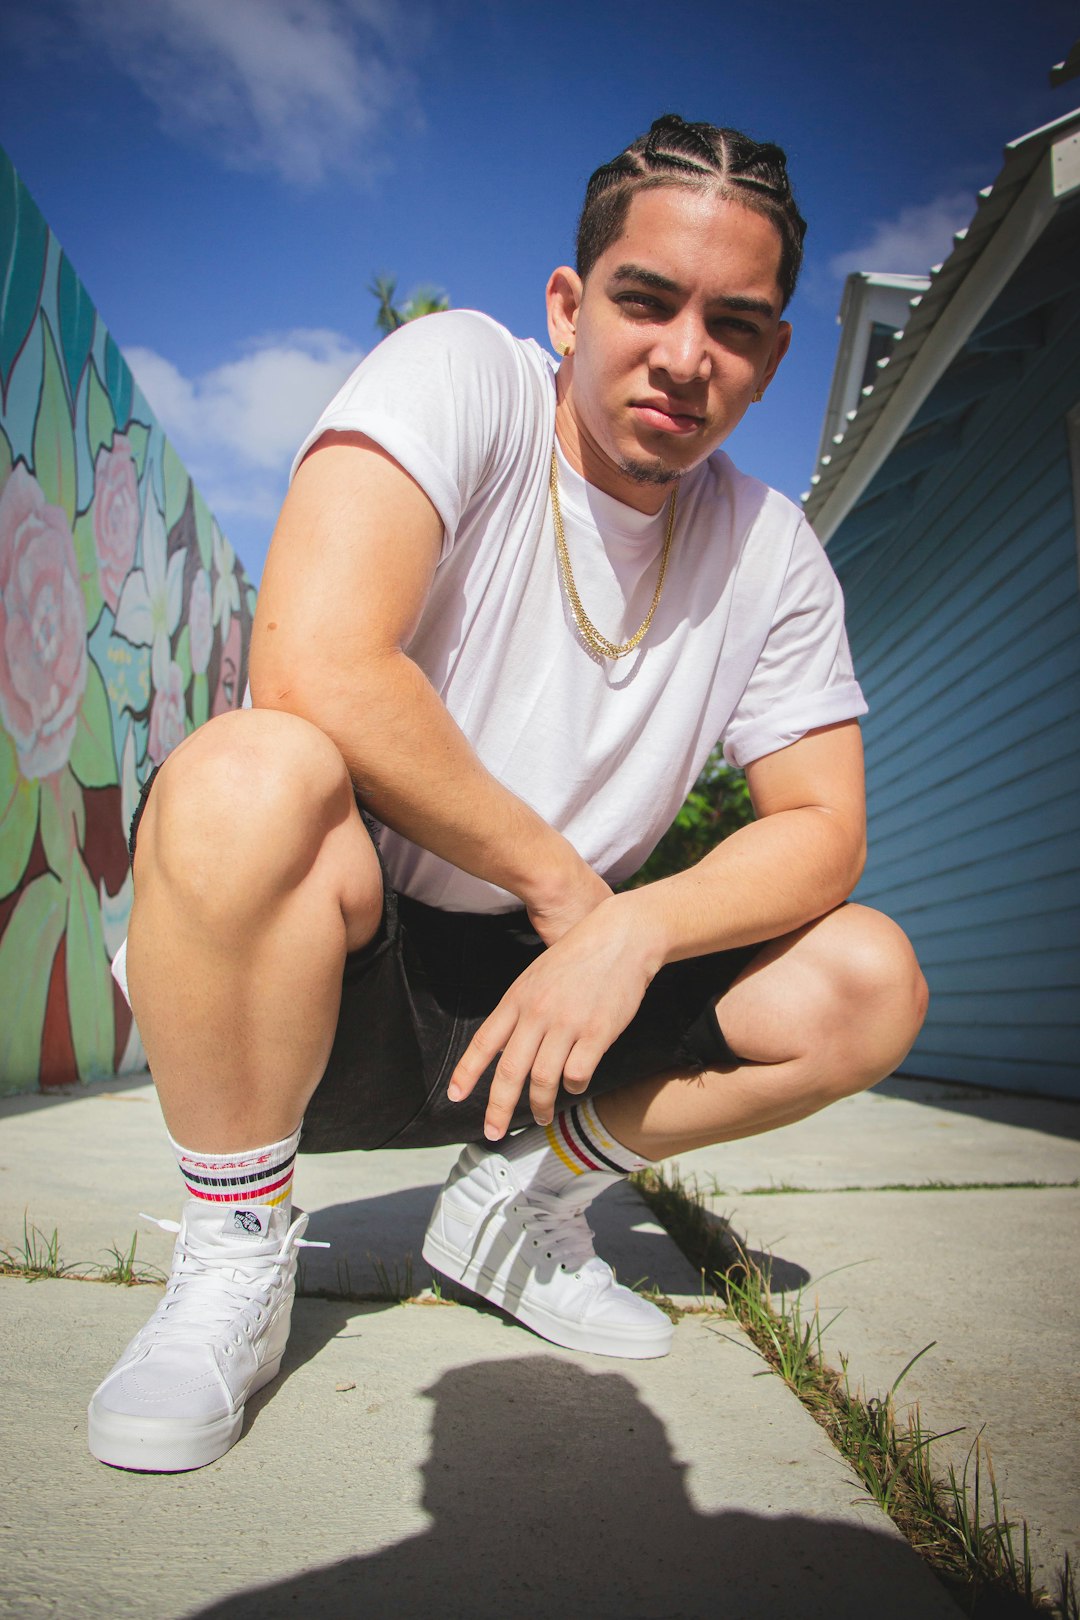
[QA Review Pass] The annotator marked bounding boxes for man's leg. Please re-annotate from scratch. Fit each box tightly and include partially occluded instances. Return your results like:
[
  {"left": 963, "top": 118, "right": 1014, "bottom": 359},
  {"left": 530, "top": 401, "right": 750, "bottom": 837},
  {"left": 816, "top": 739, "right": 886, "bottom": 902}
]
[
  {"left": 89, "top": 706, "right": 382, "bottom": 1472},
  {"left": 597, "top": 903, "right": 929, "bottom": 1157},
  {"left": 126, "top": 706, "right": 383, "bottom": 1147},
  {"left": 424, "top": 904, "right": 927, "bottom": 1358}
]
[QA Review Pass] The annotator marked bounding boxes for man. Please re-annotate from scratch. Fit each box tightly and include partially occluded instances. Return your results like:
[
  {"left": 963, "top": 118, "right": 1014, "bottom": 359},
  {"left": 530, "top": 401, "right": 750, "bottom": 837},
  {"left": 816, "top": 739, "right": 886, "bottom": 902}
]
[{"left": 89, "top": 115, "right": 927, "bottom": 1472}]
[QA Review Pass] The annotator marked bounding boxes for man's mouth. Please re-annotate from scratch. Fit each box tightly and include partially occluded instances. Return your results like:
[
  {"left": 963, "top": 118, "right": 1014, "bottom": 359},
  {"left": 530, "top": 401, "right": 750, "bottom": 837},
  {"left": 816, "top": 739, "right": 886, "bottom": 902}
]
[{"left": 631, "top": 401, "right": 704, "bottom": 435}]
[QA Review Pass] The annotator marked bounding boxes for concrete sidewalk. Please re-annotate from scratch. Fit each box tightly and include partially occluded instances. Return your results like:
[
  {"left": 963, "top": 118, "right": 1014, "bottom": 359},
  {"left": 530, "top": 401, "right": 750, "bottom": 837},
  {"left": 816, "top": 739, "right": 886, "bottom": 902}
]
[
  {"left": 679, "top": 1075, "right": 1080, "bottom": 1597},
  {"left": 0, "top": 1073, "right": 1074, "bottom": 1617}
]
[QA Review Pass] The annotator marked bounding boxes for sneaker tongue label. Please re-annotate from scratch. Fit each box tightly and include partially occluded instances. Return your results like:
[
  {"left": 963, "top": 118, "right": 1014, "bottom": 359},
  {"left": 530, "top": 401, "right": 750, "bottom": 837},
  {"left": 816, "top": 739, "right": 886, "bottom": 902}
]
[{"left": 223, "top": 1206, "right": 274, "bottom": 1239}]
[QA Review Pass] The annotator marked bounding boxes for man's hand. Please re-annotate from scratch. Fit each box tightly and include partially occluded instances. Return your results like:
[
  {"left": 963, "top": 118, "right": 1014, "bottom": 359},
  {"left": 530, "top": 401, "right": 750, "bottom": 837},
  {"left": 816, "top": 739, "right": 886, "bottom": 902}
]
[{"left": 448, "top": 893, "right": 658, "bottom": 1140}]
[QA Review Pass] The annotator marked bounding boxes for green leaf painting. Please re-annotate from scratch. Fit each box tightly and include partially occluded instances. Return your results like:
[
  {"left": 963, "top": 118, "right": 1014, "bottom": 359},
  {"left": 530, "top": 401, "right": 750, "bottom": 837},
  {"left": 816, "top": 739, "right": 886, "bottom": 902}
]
[
  {"left": 0, "top": 872, "right": 66, "bottom": 1093},
  {"left": 69, "top": 656, "right": 119, "bottom": 788},
  {"left": 191, "top": 672, "right": 209, "bottom": 730},
  {"left": 71, "top": 507, "right": 106, "bottom": 628},
  {"left": 0, "top": 148, "right": 49, "bottom": 396},
  {"left": 163, "top": 436, "right": 190, "bottom": 538},
  {"left": 0, "top": 725, "right": 39, "bottom": 900},
  {"left": 0, "top": 421, "right": 12, "bottom": 493},
  {"left": 193, "top": 486, "right": 213, "bottom": 570},
  {"left": 57, "top": 249, "right": 95, "bottom": 397},
  {"left": 103, "top": 329, "right": 133, "bottom": 429},
  {"left": 39, "top": 766, "right": 85, "bottom": 878},
  {"left": 126, "top": 420, "right": 150, "bottom": 476},
  {"left": 86, "top": 360, "right": 116, "bottom": 463},
  {"left": 32, "top": 314, "right": 77, "bottom": 523},
  {"left": 66, "top": 850, "right": 116, "bottom": 1082}
]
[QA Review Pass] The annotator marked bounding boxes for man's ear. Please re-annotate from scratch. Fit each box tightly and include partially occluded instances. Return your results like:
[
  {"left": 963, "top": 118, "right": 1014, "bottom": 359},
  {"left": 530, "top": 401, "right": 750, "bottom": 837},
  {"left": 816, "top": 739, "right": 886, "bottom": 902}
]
[
  {"left": 761, "top": 320, "right": 793, "bottom": 390},
  {"left": 546, "top": 266, "right": 583, "bottom": 356}
]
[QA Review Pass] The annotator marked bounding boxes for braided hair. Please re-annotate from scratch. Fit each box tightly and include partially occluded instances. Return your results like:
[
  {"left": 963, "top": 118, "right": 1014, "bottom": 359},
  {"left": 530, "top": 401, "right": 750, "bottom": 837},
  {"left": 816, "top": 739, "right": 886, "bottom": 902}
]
[{"left": 576, "top": 114, "right": 807, "bottom": 307}]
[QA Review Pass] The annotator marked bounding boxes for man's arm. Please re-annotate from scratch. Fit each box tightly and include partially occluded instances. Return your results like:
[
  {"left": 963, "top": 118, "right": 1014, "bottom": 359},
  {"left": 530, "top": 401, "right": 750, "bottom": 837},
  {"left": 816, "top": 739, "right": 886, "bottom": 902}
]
[
  {"left": 249, "top": 432, "right": 610, "bottom": 941},
  {"left": 449, "top": 719, "right": 867, "bottom": 1137}
]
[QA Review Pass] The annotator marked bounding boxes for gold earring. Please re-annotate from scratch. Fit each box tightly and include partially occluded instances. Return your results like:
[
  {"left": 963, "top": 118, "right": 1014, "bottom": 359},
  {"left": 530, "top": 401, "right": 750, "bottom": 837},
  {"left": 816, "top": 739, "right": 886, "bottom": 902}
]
[
  {"left": 560, "top": 338, "right": 574, "bottom": 357},
  {"left": 752, "top": 388, "right": 764, "bottom": 403}
]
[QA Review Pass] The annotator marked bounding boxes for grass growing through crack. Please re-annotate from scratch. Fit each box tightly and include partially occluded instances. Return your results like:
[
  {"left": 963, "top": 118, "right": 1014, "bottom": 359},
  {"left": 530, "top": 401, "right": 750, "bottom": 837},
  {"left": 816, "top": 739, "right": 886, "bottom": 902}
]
[
  {"left": 296, "top": 1249, "right": 455, "bottom": 1306},
  {"left": 632, "top": 1163, "right": 1073, "bottom": 1619},
  {"left": 713, "top": 1177, "right": 1080, "bottom": 1197},
  {"left": 0, "top": 1216, "right": 163, "bottom": 1285}
]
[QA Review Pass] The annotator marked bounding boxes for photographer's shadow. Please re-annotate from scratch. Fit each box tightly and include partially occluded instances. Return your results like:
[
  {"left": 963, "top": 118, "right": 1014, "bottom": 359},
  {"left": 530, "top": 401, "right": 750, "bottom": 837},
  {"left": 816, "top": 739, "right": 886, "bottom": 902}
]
[{"left": 201, "top": 1352, "right": 941, "bottom": 1619}]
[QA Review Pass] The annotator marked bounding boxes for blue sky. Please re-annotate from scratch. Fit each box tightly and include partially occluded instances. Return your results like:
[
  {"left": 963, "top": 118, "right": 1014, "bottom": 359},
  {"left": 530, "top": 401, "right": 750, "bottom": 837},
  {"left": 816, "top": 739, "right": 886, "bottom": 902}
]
[{"left": 2, "top": 0, "right": 1075, "bottom": 581}]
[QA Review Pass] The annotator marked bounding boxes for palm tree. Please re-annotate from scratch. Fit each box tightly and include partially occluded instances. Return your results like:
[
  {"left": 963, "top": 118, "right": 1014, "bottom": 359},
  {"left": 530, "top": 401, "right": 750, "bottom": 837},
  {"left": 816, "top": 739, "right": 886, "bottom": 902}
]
[{"left": 370, "top": 274, "right": 449, "bottom": 336}]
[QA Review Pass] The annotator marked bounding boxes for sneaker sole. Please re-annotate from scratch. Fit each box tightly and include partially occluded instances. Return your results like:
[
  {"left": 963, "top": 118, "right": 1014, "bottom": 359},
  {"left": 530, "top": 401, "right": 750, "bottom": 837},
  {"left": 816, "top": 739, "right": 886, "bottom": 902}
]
[
  {"left": 87, "top": 1356, "right": 283, "bottom": 1472},
  {"left": 422, "top": 1231, "right": 673, "bottom": 1360}
]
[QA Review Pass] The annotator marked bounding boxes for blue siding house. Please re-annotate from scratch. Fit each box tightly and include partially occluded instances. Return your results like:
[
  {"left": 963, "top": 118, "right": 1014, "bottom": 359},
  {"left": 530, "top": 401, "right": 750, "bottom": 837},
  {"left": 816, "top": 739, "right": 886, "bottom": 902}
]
[{"left": 804, "top": 109, "right": 1080, "bottom": 1098}]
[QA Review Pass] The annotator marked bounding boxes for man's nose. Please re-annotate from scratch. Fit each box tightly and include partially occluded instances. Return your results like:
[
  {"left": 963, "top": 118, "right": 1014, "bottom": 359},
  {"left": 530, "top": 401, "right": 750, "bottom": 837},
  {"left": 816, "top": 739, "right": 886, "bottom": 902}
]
[{"left": 651, "top": 314, "right": 711, "bottom": 383}]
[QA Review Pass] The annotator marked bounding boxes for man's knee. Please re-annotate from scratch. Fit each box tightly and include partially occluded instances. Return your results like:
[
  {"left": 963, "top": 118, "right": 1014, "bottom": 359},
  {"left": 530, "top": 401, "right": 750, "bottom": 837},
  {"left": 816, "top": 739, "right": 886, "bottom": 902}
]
[
  {"left": 134, "top": 708, "right": 376, "bottom": 924},
  {"left": 816, "top": 904, "right": 928, "bottom": 1094}
]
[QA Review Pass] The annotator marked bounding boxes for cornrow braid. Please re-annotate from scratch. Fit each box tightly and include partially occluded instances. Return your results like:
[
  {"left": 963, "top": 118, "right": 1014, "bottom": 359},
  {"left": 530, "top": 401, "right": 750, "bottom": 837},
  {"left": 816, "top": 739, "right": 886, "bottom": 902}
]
[{"left": 576, "top": 114, "right": 807, "bottom": 307}]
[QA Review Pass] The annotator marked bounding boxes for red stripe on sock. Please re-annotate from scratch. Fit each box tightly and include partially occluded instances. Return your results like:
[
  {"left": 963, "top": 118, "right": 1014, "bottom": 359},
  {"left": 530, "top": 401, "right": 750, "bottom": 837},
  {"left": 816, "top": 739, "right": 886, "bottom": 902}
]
[
  {"left": 558, "top": 1111, "right": 603, "bottom": 1172},
  {"left": 184, "top": 1169, "right": 293, "bottom": 1203}
]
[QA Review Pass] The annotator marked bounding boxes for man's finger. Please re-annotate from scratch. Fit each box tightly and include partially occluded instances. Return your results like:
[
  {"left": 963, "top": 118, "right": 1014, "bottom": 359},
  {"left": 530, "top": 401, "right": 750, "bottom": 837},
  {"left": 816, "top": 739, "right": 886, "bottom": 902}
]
[
  {"left": 562, "top": 1040, "right": 603, "bottom": 1094},
  {"left": 482, "top": 1023, "right": 547, "bottom": 1139},
  {"left": 448, "top": 1003, "right": 516, "bottom": 1101},
  {"left": 525, "top": 1031, "right": 575, "bottom": 1126}
]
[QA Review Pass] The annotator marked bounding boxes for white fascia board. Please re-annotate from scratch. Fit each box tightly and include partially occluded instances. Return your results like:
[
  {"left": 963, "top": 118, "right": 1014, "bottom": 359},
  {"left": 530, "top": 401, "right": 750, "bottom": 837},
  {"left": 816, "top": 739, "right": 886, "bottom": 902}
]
[{"left": 813, "top": 149, "right": 1060, "bottom": 545}]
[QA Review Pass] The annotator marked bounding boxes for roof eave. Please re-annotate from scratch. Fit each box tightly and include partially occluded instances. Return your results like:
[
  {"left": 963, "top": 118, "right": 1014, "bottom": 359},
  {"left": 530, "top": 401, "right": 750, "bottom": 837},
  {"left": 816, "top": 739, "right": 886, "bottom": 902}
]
[{"left": 806, "top": 109, "right": 1080, "bottom": 545}]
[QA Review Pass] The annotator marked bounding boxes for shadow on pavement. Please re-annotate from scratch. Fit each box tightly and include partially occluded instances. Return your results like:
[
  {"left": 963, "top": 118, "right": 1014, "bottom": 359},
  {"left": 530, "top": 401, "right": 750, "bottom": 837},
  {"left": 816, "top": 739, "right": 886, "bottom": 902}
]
[
  {"left": 878, "top": 1075, "right": 1080, "bottom": 1142},
  {"left": 193, "top": 1353, "right": 945, "bottom": 1620},
  {"left": 299, "top": 1181, "right": 701, "bottom": 1300}
]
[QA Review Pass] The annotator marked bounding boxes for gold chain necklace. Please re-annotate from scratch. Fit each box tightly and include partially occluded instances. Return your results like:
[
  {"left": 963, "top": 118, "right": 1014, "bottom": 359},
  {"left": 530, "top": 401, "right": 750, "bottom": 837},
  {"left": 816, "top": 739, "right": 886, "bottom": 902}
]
[{"left": 549, "top": 448, "right": 677, "bottom": 660}]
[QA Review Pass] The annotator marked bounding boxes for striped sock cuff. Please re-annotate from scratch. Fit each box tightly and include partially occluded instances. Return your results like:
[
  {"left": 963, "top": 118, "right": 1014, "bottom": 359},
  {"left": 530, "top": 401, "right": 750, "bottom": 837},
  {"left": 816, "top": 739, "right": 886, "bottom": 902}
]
[
  {"left": 170, "top": 1125, "right": 302, "bottom": 1208},
  {"left": 544, "top": 1096, "right": 647, "bottom": 1177}
]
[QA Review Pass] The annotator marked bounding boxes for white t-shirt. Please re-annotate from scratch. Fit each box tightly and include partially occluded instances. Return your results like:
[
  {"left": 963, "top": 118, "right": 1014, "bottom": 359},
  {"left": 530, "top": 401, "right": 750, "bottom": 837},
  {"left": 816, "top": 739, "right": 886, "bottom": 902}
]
[{"left": 292, "top": 309, "right": 866, "bottom": 913}]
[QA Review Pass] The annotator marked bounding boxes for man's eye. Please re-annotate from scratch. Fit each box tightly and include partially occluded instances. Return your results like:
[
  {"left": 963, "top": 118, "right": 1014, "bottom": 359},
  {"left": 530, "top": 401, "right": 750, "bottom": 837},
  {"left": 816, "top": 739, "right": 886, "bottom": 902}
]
[{"left": 619, "top": 294, "right": 663, "bottom": 313}]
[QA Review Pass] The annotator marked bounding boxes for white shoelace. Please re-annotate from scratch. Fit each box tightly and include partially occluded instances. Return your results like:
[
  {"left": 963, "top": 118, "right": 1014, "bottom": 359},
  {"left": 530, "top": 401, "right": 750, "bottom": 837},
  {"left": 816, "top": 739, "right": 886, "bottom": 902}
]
[
  {"left": 136, "top": 1211, "right": 329, "bottom": 1345},
  {"left": 512, "top": 1183, "right": 612, "bottom": 1279}
]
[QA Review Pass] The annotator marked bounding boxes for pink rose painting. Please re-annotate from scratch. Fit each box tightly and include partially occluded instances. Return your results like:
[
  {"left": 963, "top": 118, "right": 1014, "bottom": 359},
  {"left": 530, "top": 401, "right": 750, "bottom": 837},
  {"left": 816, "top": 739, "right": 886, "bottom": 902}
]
[
  {"left": 92, "top": 436, "right": 139, "bottom": 613},
  {"left": 148, "top": 658, "right": 187, "bottom": 764},
  {"left": 0, "top": 464, "right": 88, "bottom": 779}
]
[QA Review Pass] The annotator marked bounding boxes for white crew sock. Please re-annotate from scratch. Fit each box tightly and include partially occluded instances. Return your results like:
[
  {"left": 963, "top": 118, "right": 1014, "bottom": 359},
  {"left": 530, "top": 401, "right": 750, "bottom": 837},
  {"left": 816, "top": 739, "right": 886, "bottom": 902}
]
[
  {"left": 169, "top": 1124, "right": 302, "bottom": 1216},
  {"left": 501, "top": 1096, "right": 651, "bottom": 1195}
]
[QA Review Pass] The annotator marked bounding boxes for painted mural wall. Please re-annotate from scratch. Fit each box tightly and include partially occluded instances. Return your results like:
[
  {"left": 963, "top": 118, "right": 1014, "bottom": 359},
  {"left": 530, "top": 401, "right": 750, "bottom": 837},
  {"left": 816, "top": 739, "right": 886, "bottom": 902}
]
[{"left": 0, "top": 145, "right": 255, "bottom": 1095}]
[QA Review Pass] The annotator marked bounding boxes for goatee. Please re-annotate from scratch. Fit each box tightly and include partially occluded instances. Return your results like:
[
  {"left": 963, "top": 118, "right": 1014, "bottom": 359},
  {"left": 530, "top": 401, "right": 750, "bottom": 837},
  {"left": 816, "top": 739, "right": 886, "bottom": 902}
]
[{"left": 617, "top": 455, "right": 681, "bottom": 488}]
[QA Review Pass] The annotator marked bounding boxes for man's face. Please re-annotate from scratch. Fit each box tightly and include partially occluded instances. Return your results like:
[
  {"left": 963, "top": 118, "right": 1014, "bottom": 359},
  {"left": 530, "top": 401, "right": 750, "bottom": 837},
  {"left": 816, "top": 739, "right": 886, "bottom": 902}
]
[{"left": 549, "top": 185, "right": 792, "bottom": 511}]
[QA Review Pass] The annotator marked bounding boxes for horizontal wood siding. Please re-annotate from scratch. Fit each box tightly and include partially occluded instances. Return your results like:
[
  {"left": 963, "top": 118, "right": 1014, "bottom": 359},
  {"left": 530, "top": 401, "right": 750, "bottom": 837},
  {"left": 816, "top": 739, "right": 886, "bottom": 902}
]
[{"left": 831, "top": 286, "right": 1080, "bottom": 1097}]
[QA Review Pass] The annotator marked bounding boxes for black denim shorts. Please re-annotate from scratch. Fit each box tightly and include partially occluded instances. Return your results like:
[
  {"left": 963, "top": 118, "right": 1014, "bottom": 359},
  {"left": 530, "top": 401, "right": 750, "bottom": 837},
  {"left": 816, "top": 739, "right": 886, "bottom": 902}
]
[{"left": 129, "top": 767, "right": 762, "bottom": 1154}]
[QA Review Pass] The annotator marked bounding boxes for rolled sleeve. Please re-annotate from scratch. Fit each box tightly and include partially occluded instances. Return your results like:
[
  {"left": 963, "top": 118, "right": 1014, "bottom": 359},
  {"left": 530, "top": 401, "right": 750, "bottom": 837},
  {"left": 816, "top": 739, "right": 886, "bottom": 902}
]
[{"left": 722, "top": 519, "right": 868, "bottom": 767}]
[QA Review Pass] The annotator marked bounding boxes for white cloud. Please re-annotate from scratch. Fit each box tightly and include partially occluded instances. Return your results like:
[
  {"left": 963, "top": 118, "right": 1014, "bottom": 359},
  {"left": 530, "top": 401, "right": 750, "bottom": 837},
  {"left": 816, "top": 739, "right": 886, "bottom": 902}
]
[
  {"left": 71, "top": 0, "right": 420, "bottom": 184},
  {"left": 125, "top": 329, "right": 366, "bottom": 560},
  {"left": 126, "top": 330, "right": 365, "bottom": 468},
  {"left": 829, "top": 191, "right": 973, "bottom": 279}
]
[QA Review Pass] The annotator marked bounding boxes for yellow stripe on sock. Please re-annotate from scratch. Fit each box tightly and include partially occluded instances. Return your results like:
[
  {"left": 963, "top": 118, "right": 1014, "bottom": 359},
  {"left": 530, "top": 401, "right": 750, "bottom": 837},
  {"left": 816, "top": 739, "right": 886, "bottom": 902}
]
[
  {"left": 265, "top": 1186, "right": 293, "bottom": 1207},
  {"left": 544, "top": 1120, "right": 583, "bottom": 1175},
  {"left": 581, "top": 1098, "right": 618, "bottom": 1153}
]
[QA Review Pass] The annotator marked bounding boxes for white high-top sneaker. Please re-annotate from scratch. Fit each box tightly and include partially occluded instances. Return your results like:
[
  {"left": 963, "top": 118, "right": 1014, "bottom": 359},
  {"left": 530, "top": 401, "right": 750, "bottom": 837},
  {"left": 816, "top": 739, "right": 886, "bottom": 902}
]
[
  {"left": 88, "top": 1199, "right": 325, "bottom": 1472},
  {"left": 422, "top": 1144, "right": 673, "bottom": 1359}
]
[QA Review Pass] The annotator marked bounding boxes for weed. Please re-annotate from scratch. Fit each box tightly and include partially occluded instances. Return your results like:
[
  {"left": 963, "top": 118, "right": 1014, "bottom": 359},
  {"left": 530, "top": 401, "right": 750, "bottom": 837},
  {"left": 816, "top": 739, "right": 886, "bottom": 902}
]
[
  {"left": 709, "top": 1178, "right": 1080, "bottom": 1197},
  {"left": 632, "top": 1164, "right": 1072, "bottom": 1618},
  {"left": 368, "top": 1252, "right": 415, "bottom": 1301},
  {"left": 297, "top": 1251, "right": 424, "bottom": 1304},
  {"left": 0, "top": 1217, "right": 163, "bottom": 1286},
  {"left": 93, "top": 1232, "right": 165, "bottom": 1287},
  {"left": 0, "top": 1216, "right": 73, "bottom": 1279}
]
